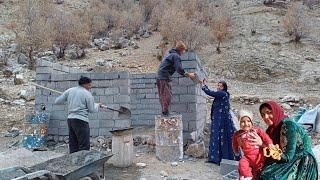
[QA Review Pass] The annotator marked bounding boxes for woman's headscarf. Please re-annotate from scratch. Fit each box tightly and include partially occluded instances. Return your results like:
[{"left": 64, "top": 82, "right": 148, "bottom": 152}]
[
  {"left": 219, "top": 80, "right": 230, "bottom": 96},
  {"left": 259, "top": 101, "right": 288, "bottom": 144}
]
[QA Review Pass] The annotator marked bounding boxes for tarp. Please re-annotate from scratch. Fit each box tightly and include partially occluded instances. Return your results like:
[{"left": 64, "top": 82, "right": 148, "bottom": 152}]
[{"left": 297, "top": 104, "right": 320, "bottom": 133}]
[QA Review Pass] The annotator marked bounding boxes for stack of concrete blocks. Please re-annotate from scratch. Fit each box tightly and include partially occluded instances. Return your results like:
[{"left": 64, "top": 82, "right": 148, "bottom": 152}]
[{"left": 35, "top": 59, "right": 131, "bottom": 137}]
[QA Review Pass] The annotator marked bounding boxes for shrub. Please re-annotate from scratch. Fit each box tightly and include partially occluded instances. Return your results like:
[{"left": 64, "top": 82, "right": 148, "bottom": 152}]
[
  {"left": 283, "top": 3, "right": 309, "bottom": 42},
  {"left": 14, "top": 0, "right": 52, "bottom": 69}
]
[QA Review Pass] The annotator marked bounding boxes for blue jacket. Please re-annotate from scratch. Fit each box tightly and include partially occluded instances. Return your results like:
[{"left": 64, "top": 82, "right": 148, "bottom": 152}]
[{"left": 156, "top": 48, "right": 186, "bottom": 81}]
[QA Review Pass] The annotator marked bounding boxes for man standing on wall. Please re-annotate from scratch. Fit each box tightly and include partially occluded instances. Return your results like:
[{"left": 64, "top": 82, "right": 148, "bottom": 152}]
[
  {"left": 156, "top": 41, "right": 196, "bottom": 116},
  {"left": 55, "top": 76, "right": 103, "bottom": 153}
]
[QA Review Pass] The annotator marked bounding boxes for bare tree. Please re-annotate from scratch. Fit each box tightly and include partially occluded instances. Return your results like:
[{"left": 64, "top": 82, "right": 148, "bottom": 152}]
[
  {"left": 283, "top": 3, "right": 309, "bottom": 42},
  {"left": 159, "top": 10, "right": 209, "bottom": 51},
  {"left": 209, "top": 4, "right": 231, "bottom": 53},
  {"left": 118, "top": 5, "right": 143, "bottom": 38},
  {"left": 14, "top": 0, "right": 51, "bottom": 69},
  {"left": 51, "top": 11, "right": 90, "bottom": 58}
]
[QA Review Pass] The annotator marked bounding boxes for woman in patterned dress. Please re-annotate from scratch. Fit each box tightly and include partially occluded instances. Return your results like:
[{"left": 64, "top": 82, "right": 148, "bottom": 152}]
[
  {"left": 250, "top": 101, "right": 318, "bottom": 179},
  {"left": 201, "top": 81, "right": 238, "bottom": 165}
]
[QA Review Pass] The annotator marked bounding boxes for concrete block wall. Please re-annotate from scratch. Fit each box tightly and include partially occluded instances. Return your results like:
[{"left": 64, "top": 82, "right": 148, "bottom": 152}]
[
  {"left": 130, "top": 52, "right": 207, "bottom": 139},
  {"left": 35, "top": 60, "right": 131, "bottom": 137},
  {"left": 35, "top": 52, "right": 207, "bottom": 139}
]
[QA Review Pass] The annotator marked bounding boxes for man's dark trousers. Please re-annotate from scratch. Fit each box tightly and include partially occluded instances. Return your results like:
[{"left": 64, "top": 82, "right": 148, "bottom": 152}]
[{"left": 67, "top": 118, "right": 90, "bottom": 153}]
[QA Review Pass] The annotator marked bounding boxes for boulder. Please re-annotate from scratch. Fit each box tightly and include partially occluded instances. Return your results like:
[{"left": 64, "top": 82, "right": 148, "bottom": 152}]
[
  {"left": 17, "top": 53, "right": 28, "bottom": 65},
  {"left": 14, "top": 74, "right": 24, "bottom": 85},
  {"left": 185, "top": 141, "right": 205, "bottom": 158}
]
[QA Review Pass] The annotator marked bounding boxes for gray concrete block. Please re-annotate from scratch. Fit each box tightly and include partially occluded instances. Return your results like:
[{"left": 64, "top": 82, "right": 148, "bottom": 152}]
[
  {"left": 98, "top": 112, "right": 114, "bottom": 120},
  {"left": 114, "top": 119, "right": 131, "bottom": 128},
  {"left": 51, "top": 111, "right": 67, "bottom": 120},
  {"left": 105, "top": 72, "right": 120, "bottom": 80},
  {"left": 89, "top": 120, "right": 100, "bottom": 128},
  {"left": 38, "top": 60, "right": 53, "bottom": 67},
  {"left": 91, "top": 73, "right": 106, "bottom": 80},
  {"left": 59, "top": 120, "right": 68, "bottom": 127},
  {"left": 61, "top": 65, "right": 70, "bottom": 73},
  {"left": 131, "top": 84, "right": 145, "bottom": 88},
  {"left": 178, "top": 78, "right": 195, "bottom": 86},
  {"left": 119, "top": 86, "right": 130, "bottom": 95},
  {"left": 172, "top": 87, "right": 188, "bottom": 94},
  {"left": 88, "top": 113, "right": 98, "bottom": 120},
  {"left": 90, "top": 128, "right": 99, "bottom": 137},
  {"left": 140, "top": 98, "right": 159, "bottom": 104},
  {"left": 112, "top": 79, "right": 129, "bottom": 86},
  {"left": 113, "top": 95, "right": 130, "bottom": 103},
  {"left": 55, "top": 81, "right": 70, "bottom": 91},
  {"left": 105, "top": 87, "right": 119, "bottom": 95},
  {"left": 35, "top": 95, "right": 48, "bottom": 104},
  {"left": 182, "top": 113, "right": 197, "bottom": 121},
  {"left": 146, "top": 94, "right": 157, "bottom": 99},
  {"left": 187, "top": 86, "right": 197, "bottom": 94},
  {"left": 52, "top": 104, "right": 65, "bottom": 111},
  {"left": 94, "top": 96, "right": 99, "bottom": 102},
  {"left": 36, "top": 66, "right": 52, "bottom": 74},
  {"left": 98, "top": 128, "right": 112, "bottom": 136},
  {"left": 181, "top": 51, "right": 198, "bottom": 61},
  {"left": 131, "top": 98, "right": 140, "bottom": 103},
  {"left": 118, "top": 71, "right": 130, "bottom": 79},
  {"left": 91, "top": 88, "right": 105, "bottom": 96},
  {"left": 145, "top": 83, "right": 156, "bottom": 88},
  {"left": 182, "top": 61, "right": 198, "bottom": 69},
  {"left": 132, "top": 114, "right": 156, "bottom": 120},
  {"left": 59, "top": 128, "right": 68, "bottom": 136},
  {"left": 132, "top": 119, "right": 150, "bottom": 126},
  {"left": 131, "top": 74, "right": 144, "bottom": 78},
  {"left": 99, "top": 120, "right": 115, "bottom": 128},
  {"left": 95, "top": 80, "right": 113, "bottom": 87},
  {"left": 171, "top": 95, "right": 180, "bottom": 103},
  {"left": 171, "top": 104, "right": 188, "bottom": 113},
  {"left": 196, "top": 96, "right": 207, "bottom": 104},
  {"left": 63, "top": 74, "right": 79, "bottom": 81},
  {"left": 36, "top": 74, "right": 51, "bottom": 81},
  {"left": 187, "top": 103, "right": 197, "bottom": 112},
  {"left": 100, "top": 96, "right": 113, "bottom": 104},
  {"left": 49, "top": 119, "right": 60, "bottom": 128},
  {"left": 145, "top": 73, "right": 156, "bottom": 78},
  {"left": 179, "top": 95, "right": 196, "bottom": 103},
  {"left": 52, "top": 63, "right": 62, "bottom": 71},
  {"left": 48, "top": 128, "right": 58, "bottom": 135},
  {"left": 220, "top": 159, "right": 239, "bottom": 176},
  {"left": 51, "top": 74, "right": 65, "bottom": 81},
  {"left": 171, "top": 78, "right": 179, "bottom": 86},
  {"left": 188, "top": 121, "right": 196, "bottom": 131}
]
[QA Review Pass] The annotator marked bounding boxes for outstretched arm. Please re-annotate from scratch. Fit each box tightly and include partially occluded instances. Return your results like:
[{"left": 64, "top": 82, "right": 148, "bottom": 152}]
[{"left": 201, "top": 85, "right": 226, "bottom": 98}]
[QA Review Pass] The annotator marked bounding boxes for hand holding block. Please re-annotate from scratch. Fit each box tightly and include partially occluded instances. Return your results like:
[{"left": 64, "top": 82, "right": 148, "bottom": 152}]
[{"left": 192, "top": 69, "right": 207, "bottom": 84}]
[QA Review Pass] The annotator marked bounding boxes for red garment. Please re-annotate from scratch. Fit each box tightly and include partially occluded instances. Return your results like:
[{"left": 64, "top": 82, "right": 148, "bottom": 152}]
[
  {"left": 156, "top": 79, "right": 172, "bottom": 114},
  {"left": 232, "top": 127, "right": 273, "bottom": 178},
  {"left": 263, "top": 101, "right": 288, "bottom": 145}
]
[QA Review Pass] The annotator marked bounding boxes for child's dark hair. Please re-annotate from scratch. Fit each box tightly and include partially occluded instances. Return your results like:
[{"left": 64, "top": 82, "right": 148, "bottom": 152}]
[
  {"left": 259, "top": 103, "right": 272, "bottom": 112},
  {"left": 78, "top": 76, "right": 92, "bottom": 86}
]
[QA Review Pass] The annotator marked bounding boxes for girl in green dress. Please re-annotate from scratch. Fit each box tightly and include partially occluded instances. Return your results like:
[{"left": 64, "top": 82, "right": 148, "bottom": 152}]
[{"left": 249, "top": 101, "right": 318, "bottom": 180}]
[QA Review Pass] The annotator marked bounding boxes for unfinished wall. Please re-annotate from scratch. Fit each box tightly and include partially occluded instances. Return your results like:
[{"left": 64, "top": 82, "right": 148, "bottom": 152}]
[{"left": 35, "top": 52, "right": 207, "bottom": 139}]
